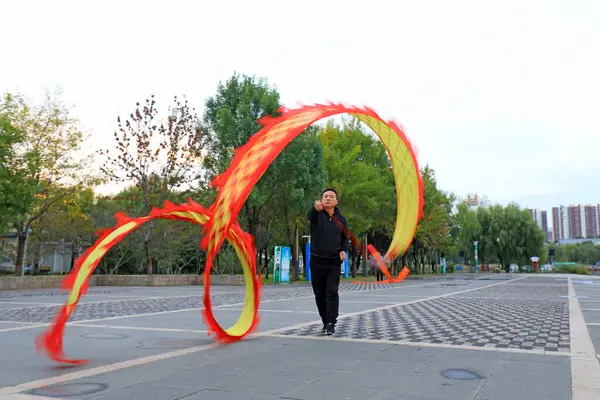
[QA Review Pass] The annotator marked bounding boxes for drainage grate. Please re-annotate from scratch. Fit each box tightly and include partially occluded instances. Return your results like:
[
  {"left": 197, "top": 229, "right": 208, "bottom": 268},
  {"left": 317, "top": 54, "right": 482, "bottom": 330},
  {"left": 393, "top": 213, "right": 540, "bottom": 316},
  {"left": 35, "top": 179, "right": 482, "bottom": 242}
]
[
  {"left": 441, "top": 368, "right": 484, "bottom": 381},
  {"left": 30, "top": 383, "right": 108, "bottom": 397}
]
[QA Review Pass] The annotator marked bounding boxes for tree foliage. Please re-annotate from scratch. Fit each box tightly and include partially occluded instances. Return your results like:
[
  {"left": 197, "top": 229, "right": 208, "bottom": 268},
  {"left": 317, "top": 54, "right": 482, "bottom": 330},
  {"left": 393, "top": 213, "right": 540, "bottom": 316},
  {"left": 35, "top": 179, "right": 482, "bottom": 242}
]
[
  {"left": 455, "top": 202, "right": 546, "bottom": 271},
  {"left": 553, "top": 241, "right": 600, "bottom": 265},
  {"left": 0, "top": 90, "right": 97, "bottom": 275},
  {"left": 202, "top": 73, "right": 327, "bottom": 278}
]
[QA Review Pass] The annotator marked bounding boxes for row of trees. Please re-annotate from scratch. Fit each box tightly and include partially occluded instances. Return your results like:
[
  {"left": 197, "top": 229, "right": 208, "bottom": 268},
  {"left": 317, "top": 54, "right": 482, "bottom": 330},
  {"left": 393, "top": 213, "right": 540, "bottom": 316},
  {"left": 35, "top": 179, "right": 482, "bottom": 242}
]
[
  {"left": 553, "top": 241, "right": 600, "bottom": 265},
  {"left": 0, "top": 73, "right": 562, "bottom": 277},
  {"left": 453, "top": 202, "right": 547, "bottom": 271}
]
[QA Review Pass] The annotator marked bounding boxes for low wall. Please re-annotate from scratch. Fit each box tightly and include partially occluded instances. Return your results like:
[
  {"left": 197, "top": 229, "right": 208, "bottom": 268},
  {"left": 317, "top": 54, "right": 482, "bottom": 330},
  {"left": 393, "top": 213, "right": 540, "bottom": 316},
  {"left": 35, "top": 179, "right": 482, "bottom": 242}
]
[{"left": 0, "top": 274, "right": 246, "bottom": 290}]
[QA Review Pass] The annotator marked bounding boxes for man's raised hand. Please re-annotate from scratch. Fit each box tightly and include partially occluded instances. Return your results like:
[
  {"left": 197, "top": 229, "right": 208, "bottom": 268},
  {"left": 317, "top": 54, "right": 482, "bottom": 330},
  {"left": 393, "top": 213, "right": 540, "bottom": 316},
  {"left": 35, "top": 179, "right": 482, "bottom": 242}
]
[{"left": 314, "top": 200, "right": 323, "bottom": 211}]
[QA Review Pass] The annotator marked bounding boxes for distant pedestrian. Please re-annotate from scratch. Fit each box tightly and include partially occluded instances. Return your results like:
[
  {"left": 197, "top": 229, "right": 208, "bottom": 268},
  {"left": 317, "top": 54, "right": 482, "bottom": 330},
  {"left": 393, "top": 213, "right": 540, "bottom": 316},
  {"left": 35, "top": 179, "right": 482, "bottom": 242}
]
[{"left": 307, "top": 188, "right": 350, "bottom": 336}]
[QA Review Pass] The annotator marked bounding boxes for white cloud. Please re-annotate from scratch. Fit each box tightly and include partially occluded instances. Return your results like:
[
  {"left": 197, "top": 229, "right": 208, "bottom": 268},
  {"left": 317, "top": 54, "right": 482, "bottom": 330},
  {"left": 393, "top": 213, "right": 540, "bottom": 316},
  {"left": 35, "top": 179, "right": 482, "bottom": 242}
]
[{"left": 1, "top": 0, "right": 598, "bottom": 214}]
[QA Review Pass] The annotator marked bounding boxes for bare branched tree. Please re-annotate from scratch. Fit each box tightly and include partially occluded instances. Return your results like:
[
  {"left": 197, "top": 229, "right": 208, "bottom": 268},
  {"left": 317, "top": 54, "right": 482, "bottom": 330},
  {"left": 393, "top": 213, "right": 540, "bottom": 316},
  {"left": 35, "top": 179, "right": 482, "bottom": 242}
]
[{"left": 99, "top": 95, "right": 205, "bottom": 274}]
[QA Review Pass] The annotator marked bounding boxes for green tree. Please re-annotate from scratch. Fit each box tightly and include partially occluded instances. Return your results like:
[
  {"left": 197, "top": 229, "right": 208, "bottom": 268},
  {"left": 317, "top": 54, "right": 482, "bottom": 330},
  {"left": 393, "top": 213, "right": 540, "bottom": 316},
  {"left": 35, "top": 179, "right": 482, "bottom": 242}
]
[
  {"left": 318, "top": 118, "right": 397, "bottom": 276},
  {"left": 202, "top": 73, "right": 281, "bottom": 183},
  {"left": 202, "top": 73, "right": 282, "bottom": 241},
  {"left": 412, "top": 166, "right": 454, "bottom": 273},
  {"left": 0, "top": 114, "right": 39, "bottom": 233},
  {"left": 271, "top": 126, "right": 327, "bottom": 279},
  {"left": 554, "top": 241, "right": 600, "bottom": 265},
  {"left": 202, "top": 73, "right": 330, "bottom": 280},
  {"left": 27, "top": 187, "right": 96, "bottom": 273},
  {"left": 99, "top": 95, "right": 205, "bottom": 274},
  {"left": 455, "top": 202, "right": 482, "bottom": 265},
  {"left": 0, "top": 90, "right": 97, "bottom": 275},
  {"left": 487, "top": 204, "right": 545, "bottom": 271}
]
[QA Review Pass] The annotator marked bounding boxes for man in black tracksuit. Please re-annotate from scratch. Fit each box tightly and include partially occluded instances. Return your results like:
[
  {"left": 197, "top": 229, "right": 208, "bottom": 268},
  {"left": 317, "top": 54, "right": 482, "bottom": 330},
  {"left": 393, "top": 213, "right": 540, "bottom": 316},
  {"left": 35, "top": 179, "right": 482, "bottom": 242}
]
[{"left": 307, "top": 188, "right": 350, "bottom": 336}]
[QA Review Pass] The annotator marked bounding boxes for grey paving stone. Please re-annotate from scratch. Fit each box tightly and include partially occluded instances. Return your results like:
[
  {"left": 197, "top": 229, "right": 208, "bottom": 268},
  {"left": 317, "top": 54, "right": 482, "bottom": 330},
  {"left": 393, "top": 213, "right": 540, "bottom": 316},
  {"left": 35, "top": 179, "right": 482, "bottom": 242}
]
[
  {"left": 283, "top": 378, "right": 385, "bottom": 400},
  {"left": 587, "top": 325, "right": 600, "bottom": 355},
  {"left": 475, "top": 359, "right": 571, "bottom": 400},
  {"left": 179, "top": 388, "right": 276, "bottom": 399},
  {"left": 211, "top": 374, "right": 313, "bottom": 397}
]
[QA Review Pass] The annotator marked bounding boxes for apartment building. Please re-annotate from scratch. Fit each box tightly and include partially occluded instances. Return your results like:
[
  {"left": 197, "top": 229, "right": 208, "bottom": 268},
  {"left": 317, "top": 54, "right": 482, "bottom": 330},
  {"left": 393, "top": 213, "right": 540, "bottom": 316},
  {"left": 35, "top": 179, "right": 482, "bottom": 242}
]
[
  {"left": 527, "top": 208, "right": 549, "bottom": 241},
  {"left": 552, "top": 204, "right": 600, "bottom": 241}
]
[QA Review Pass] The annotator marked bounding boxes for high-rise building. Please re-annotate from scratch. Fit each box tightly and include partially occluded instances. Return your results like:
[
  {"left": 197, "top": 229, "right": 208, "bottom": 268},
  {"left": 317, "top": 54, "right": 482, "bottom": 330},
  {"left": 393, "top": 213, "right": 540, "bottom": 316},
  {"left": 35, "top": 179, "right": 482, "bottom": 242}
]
[
  {"left": 527, "top": 208, "right": 549, "bottom": 241},
  {"left": 461, "top": 193, "right": 490, "bottom": 209},
  {"left": 552, "top": 206, "right": 570, "bottom": 242},
  {"left": 584, "top": 205, "right": 599, "bottom": 238},
  {"left": 552, "top": 204, "right": 600, "bottom": 241},
  {"left": 597, "top": 204, "right": 600, "bottom": 237},
  {"left": 568, "top": 205, "right": 584, "bottom": 238}
]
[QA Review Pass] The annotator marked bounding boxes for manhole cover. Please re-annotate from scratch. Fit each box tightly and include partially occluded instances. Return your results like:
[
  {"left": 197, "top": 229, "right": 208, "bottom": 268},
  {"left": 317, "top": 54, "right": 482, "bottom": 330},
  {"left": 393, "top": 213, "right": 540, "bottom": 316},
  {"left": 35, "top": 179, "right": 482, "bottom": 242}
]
[
  {"left": 82, "top": 333, "right": 129, "bottom": 339},
  {"left": 137, "top": 338, "right": 212, "bottom": 349},
  {"left": 441, "top": 368, "right": 484, "bottom": 381},
  {"left": 31, "top": 383, "right": 108, "bottom": 397}
]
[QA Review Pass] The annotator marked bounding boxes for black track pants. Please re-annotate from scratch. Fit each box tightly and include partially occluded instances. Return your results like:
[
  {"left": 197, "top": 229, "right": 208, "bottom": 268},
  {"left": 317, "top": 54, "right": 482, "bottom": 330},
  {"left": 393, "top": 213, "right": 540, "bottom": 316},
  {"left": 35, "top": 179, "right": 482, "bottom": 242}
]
[{"left": 310, "top": 256, "right": 341, "bottom": 325}]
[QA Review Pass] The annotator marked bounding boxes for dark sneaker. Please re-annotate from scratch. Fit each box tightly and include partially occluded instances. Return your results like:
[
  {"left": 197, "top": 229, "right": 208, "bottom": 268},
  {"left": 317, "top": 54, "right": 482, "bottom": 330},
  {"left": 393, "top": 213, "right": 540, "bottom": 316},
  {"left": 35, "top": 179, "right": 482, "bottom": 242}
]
[
  {"left": 326, "top": 323, "right": 335, "bottom": 336},
  {"left": 321, "top": 324, "right": 327, "bottom": 334}
]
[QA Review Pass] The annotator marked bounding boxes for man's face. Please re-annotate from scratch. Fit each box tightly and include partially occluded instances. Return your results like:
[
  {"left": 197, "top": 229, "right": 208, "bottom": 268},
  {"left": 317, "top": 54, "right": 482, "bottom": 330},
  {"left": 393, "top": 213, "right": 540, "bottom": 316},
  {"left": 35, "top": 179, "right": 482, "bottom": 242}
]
[{"left": 322, "top": 191, "right": 338, "bottom": 208}]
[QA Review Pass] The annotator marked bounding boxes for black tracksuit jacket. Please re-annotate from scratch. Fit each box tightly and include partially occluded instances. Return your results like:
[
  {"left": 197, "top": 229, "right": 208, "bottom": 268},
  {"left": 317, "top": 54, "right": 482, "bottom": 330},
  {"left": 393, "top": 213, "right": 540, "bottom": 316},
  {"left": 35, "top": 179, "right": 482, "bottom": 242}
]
[{"left": 307, "top": 205, "right": 350, "bottom": 260}]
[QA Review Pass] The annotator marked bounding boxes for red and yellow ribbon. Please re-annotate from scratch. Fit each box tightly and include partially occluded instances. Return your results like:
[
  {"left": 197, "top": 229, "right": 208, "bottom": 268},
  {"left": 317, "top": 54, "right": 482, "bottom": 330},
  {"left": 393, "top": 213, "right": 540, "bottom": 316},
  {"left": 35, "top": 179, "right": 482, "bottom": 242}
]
[
  {"left": 36, "top": 103, "right": 423, "bottom": 364},
  {"left": 35, "top": 199, "right": 261, "bottom": 364}
]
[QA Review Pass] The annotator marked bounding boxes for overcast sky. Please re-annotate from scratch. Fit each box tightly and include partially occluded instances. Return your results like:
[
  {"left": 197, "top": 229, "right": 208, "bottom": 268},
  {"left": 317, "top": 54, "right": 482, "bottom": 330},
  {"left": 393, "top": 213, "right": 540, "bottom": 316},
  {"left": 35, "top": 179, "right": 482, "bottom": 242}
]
[{"left": 2, "top": 0, "right": 598, "bottom": 215}]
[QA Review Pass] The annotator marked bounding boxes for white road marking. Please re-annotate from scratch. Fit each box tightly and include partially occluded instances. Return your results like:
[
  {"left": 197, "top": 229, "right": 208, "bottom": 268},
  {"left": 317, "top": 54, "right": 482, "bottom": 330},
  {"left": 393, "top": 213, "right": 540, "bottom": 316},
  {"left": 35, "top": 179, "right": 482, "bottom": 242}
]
[
  {"left": 70, "top": 323, "right": 208, "bottom": 334},
  {"left": 225, "top": 308, "right": 324, "bottom": 315},
  {"left": 341, "top": 294, "right": 425, "bottom": 298},
  {"left": 0, "top": 276, "right": 526, "bottom": 396},
  {"left": 0, "top": 301, "right": 62, "bottom": 306},
  {"left": 4, "top": 394, "right": 61, "bottom": 399},
  {"left": 568, "top": 278, "right": 600, "bottom": 399},
  {"left": 0, "top": 324, "right": 48, "bottom": 333}
]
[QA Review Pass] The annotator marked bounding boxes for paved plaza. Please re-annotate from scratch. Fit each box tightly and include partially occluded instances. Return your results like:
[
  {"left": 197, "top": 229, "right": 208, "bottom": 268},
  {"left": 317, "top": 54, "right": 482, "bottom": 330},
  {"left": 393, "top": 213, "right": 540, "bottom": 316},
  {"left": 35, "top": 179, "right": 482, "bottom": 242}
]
[{"left": 0, "top": 274, "right": 599, "bottom": 399}]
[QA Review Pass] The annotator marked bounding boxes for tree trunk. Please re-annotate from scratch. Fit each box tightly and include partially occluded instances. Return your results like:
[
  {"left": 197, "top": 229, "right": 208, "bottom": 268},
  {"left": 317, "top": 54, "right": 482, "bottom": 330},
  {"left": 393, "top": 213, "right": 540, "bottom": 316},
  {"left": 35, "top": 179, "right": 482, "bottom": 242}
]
[
  {"left": 293, "top": 222, "right": 299, "bottom": 281},
  {"left": 263, "top": 245, "right": 272, "bottom": 279},
  {"left": 256, "top": 248, "right": 262, "bottom": 276},
  {"left": 351, "top": 246, "right": 359, "bottom": 278},
  {"left": 14, "top": 232, "right": 27, "bottom": 276},
  {"left": 144, "top": 222, "right": 154, "bottom": 274},
  {"left": 70, "top": 247, "right": 76, "bottom": 272}
]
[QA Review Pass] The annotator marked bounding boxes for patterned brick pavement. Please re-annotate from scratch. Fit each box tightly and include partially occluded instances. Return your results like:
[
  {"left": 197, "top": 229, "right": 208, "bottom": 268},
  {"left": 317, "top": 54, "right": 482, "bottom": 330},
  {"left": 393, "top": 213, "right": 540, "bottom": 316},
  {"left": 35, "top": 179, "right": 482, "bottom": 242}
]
[
  {"left": 278, "top": 278, "right": 571, "bottom": 352},
  {"left": 0, "top": 288, "right": 131, "bottom": 299},
  {"left": 0, "top": 281, "right": 411, "bottom": 323}
]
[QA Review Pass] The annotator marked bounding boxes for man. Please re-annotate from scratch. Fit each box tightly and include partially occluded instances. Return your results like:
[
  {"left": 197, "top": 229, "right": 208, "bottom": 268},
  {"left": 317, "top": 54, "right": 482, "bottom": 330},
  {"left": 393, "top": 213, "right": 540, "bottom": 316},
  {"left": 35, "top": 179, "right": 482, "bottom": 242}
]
[
  {"left": 368, "top": 255, "right": 383, "bottom": 282},
  {"left": 307, "top": 188, "right": 350, "bottom": 336}
]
